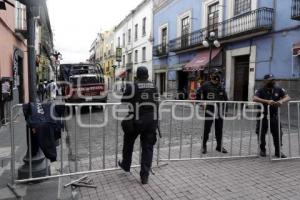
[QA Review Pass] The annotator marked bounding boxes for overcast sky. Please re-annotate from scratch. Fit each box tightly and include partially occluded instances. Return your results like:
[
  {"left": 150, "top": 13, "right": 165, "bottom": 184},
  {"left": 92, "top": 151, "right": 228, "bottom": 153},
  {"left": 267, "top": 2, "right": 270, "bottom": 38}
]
[{"left": 47, "top": 0, "right": 143, "bottom": 63}]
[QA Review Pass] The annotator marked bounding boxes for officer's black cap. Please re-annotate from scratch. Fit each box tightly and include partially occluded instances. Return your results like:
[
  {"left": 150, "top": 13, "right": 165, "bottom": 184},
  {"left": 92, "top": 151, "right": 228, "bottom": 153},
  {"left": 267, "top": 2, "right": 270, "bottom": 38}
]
[
  {"left": 263, "top": 74, "right": 275, "bottom": 80},
  {"left": 136, "top": 66, "right": 149, "bottom": 80}
]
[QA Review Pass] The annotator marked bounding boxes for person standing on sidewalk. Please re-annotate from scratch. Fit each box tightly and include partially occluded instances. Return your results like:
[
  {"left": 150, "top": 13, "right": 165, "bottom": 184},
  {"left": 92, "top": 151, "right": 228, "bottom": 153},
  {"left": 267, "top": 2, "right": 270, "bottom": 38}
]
[
  {"left": 118, "top": 66, "right": 159, "bottom": 184},
  {"left": 48, "top": 80, "right": 58, "bottom": 100},
  {"left": 253, "top": 74, "right": 290, "bottom": 158},
  {"left": 197, "top": 69, "right": 228, "bottom": 154}
]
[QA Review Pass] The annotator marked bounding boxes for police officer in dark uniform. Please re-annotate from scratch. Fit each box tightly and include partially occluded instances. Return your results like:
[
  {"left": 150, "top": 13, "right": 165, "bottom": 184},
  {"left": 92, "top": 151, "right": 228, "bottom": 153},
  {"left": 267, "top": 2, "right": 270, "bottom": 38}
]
[
  {"left": 197, "top": 70, "right": 228, "bottom": 154},
  {"left": 253, "top": 74, "right": 290, "bottom": 158},
  {"left": 118, "top": 66, "right": 158, "bottom": 184}
]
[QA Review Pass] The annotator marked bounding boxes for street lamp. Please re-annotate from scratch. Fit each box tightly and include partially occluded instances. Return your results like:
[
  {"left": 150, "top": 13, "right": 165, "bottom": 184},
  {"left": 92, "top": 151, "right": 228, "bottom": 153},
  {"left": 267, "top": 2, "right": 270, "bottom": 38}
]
[{"left": 202, "top": 31, "right": 220, "bottom": 75}]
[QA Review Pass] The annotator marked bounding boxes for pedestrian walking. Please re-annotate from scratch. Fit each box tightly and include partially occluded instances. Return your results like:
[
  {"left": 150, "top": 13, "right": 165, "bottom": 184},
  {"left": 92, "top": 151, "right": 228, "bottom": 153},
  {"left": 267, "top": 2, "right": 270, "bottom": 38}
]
[
  {"left": 118, "top": 66, "right": 159, "bottom": 184},
  {"left": 253, "top": 74, "right": 290, "bottom": 158},
  {"left": 197, "top": 69, "right": 228, "bottom": 154},
  {"left": 48, "top": 80, "right": 58, "bottom": 100},
  {"left": 37, "top": 81, "right": 45, "bottom": 102}
]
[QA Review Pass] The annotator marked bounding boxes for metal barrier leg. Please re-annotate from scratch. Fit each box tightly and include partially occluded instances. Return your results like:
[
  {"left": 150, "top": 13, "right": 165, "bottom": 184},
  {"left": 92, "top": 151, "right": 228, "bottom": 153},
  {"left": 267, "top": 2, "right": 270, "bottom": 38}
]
[
  {"left": 248, "top": 107, "right": 254, "bottom": 155},
  {"left": 278, "top": 108, "right": 282, "bottom": 158},
  {"left": 60, "top": 117, "right": 64, "bottom": 174},
  {"left": 200, "top": 105, "right": 206, "bottom": 158},
  {"left": 168, "top": 106, "right": 173, "bottom": 160},
  {"left": 230, "top": 104, "right": 236, "bottom": 156},
  {"left": 211, "top": 104, "right": 216, "bottom": 156},
  {"left": 88, "top": 106, "right": 92, "bottom": 171},
  {"left": 102, "top": 107, "right": 106, "bottom": 169},
  {"left": 74, "top": 106, "right": 78, "bottom": 172},
  {"left": 156, "top": 136, "right": 160, "bottom": 166},
  {"left": 239, "top": 104, "right": 244, "bottom": 157},
  {"left": 115, "top": 109, "right": 119, "bottom": 168},
  {"left": 179, "top": 105, "right": 184, "bottom": 159},
  {"left": 189, "top": 107, "right": 194, "bottom": 159},
  {"left": 298, "top": 103, "right": 300, "bottom": 157},
  {"left": 28, "top": 126, "right": 32, "bottom": 179},
  {"left": 268, "top": 106, "right": 272, "bottom": 160},
  {"left": 9, "top": 106, "right": 16, "bottom": 185}
]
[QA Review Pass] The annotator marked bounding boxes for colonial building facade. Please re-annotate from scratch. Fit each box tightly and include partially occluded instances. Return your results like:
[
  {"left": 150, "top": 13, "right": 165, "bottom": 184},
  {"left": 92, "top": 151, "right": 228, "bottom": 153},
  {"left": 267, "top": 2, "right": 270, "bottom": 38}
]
[
  {"left": 114, "top": 0, "right": 153, "bottom": 82},
  {"left": 153, "top": 0, "right": 300, "bottom": 100},
  {"left": 0, "top": 0, "right": 54, "bottom": 126},
  {"left": 0, "top": 0, "right": 28, "bottom": 125}
]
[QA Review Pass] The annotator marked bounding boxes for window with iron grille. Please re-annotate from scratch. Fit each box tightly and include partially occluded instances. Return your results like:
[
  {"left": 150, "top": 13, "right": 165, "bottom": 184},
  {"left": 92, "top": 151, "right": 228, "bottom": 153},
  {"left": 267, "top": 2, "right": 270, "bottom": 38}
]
[
  {"left": 142, "top": 17, "right": 146, "bottom": 36},
  {"left": 135, "top": 50, "right": 138, "bottom": 63},
  {"left": 128, "top": 53, "right": 132, "bottom": 64},
  {"left": 122, "top": 33, "right": 125, "bottom": 47},
  {"left": 142, "top": 47, "right": 146, "bottom": 62},
  {"left": 234, "top": 0, "right": 251, "bottom": 16},
  {"left": 161, "top": 27, "right": 167, "bottom": 53},
  {"left": 135, "top": 24, "right": 138, "bottom": 41},
  {"left": 208, "top": 2, "right": 219, "bottom": 34},
  {"left": 128, "top": 29, "right": 131, "bottom": 44},
  {"left": 122, "top": 55, "right": 125, "bottom": 66},
  {"left": 181, "top": 16, "right": 190, "bottom": 48}
]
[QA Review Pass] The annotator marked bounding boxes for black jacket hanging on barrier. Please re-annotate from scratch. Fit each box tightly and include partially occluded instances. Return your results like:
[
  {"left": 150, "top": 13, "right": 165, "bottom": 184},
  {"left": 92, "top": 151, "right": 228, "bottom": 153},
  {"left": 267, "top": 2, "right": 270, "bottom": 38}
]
[{"left": 23, "top": 102, "right": 64, "bottom": 162}]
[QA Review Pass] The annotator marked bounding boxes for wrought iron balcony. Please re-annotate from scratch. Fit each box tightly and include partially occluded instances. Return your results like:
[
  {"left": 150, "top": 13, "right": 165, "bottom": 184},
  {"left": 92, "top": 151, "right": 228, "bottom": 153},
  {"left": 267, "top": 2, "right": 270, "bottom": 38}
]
[
  {"left": 153, "top": 43, "right": 168, "bottom": 57},
  {"left": 15, "top": 7, "right": 27, "bottom": 38},
  {"left": 169, "top": 7, "right": 274, "bottom": 52},
  {"left": 292, "top": 0, "right": 300, "bottom": 20}
]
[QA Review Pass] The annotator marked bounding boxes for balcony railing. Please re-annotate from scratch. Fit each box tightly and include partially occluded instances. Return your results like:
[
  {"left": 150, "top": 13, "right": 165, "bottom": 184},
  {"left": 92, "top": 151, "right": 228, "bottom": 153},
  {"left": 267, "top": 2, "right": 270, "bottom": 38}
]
[
  {"left": 169, "top": 7, "right": 274, "bottom": 52},
  {"left": 15, "top": 7, "right": 27, "bottom": 38},
  {"left": 292, "top": 0, "right": 300, "bottom": 20},
  {"left": 153, "top": 43, "right": 168, "bottom": 57}
]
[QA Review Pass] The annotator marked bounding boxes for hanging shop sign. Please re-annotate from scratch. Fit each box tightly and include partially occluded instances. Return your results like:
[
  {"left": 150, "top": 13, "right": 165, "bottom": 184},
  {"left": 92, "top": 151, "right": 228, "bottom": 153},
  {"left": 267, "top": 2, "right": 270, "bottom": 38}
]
[{"left": 0, "top": 77, "right": 13, "bottom": 101}]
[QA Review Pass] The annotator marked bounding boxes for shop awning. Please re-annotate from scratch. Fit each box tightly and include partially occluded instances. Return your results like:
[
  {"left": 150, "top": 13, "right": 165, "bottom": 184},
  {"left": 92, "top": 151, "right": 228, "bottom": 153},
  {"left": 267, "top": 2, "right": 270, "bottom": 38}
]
[
  {"left": 117, "top": 70, "right": 127, "bottom": 78},
  {"left": 292, "top": 43, "right": 300, "bottom": 56},
  {"left": 183, "top": 48, "right": 222, "bottom": 72}
]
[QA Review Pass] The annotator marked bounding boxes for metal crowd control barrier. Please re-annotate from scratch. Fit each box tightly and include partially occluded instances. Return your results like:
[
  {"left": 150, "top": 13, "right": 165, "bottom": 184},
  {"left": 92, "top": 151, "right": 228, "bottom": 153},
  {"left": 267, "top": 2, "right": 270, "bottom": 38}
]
[
  {"left": 7, "top": 102, "right": 164, "bottom": 189},
  {"left": 157, "top": 100, "right": 264, "bottom": 162},
  {"left": 268, "top": 101, "right": 300, "bottom": 161}
]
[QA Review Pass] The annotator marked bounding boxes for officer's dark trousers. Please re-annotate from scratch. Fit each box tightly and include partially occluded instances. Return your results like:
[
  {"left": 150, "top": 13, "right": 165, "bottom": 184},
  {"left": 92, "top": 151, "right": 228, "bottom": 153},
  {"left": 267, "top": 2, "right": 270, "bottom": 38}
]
[
  {"left": 203, "top": 110, "right": 223, "bottom": 149},
  {"left": 256, "top": 116, "right": 283, "bottom": 155},
  {"left": 121, "top": 113, "right": 157, "bottom": 177}
]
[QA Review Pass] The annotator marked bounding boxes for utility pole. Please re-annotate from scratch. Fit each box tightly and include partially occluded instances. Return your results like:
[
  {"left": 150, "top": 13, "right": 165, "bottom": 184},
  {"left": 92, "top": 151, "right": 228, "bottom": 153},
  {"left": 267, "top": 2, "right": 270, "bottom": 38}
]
[{"left": 17, "top": 0, "right": 50, "bottom": 180}]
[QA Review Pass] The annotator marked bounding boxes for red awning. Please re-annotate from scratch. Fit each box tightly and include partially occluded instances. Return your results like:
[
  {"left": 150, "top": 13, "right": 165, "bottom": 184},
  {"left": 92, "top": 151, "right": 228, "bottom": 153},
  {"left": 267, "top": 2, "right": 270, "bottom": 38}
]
[
  {"left": 183, "top": 48, "right": 222, "bottom": 72},
  {"left": 118, "top": 70, "right": 127, "bottom": 78},
  {"left": 292, "top": 42, "right": 300, "bottom": 56}
]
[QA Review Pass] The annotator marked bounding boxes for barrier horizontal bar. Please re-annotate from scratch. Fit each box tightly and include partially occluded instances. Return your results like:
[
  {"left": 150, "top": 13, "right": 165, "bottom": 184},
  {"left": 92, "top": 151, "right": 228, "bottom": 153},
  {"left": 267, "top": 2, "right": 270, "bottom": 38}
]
[{"left": 159, "top": 155, "right": 258, "bottom": 162}]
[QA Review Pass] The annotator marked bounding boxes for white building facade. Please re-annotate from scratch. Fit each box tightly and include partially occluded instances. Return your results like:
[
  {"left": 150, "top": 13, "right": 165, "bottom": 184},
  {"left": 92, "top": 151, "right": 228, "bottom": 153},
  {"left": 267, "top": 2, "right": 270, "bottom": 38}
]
[{"left": 114, "top": 0, "right": 153, "bottom": 82}]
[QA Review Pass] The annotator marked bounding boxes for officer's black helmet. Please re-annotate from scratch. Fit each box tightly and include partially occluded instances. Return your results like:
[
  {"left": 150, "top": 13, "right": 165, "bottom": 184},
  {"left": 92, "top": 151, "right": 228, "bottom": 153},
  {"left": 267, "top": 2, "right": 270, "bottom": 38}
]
[{"left": 136, "top": 66, "right": 149, "bottom": 80}]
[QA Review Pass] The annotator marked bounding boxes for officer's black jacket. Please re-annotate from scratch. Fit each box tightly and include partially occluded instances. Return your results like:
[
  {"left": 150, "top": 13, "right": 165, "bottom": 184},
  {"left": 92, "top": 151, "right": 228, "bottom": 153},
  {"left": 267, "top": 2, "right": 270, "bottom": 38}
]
[
  {"left": 255, "top": 86, "right": 287, "bottom": 116},
  {"left": 23, "top": 103, "right": 63, "bottom": 162},
  {"left": 121, "top": 81, "right": 159, "bottom": 119},
  {"left": 197, "top": 81, "right": 228, "bottom": 112}
]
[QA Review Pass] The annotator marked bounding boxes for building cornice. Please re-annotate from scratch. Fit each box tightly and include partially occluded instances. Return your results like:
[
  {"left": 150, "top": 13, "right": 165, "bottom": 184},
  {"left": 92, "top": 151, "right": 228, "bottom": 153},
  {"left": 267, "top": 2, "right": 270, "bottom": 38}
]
[
  {"left": 153, "top": 0, "right": 175, "bottom": 14},
  {"left": 115, "top": 0, "right": 151, "bottom": 31}
]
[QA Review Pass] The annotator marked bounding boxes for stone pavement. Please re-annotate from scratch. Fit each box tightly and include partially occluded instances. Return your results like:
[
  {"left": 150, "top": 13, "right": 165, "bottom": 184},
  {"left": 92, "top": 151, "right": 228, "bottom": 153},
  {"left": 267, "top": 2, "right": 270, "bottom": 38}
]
[{"left": 76, "top": 158, "right": 300, "bottom": 200}]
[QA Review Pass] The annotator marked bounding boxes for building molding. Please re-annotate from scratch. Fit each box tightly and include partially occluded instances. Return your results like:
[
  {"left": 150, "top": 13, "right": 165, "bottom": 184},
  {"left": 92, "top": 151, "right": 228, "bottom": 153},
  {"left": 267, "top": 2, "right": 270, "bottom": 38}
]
[
  {"left": 201, "top": 0, "right": 224, "bottom": 29},
  {"left": 226, "top": 0, "right": 258, "bottom": 19},
  {"left": 158, "top": 23, "right": 168, "bottom": 45},
  {"left": 176, "top": 9, "right": 192, "bottom": 38}
]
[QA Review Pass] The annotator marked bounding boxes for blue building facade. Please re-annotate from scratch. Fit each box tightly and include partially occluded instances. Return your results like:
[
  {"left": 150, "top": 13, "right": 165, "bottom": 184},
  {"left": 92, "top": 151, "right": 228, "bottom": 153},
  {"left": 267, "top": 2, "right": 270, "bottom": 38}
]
[{"left": 153, "top": 0, "right": 300, "bottom": 100}]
